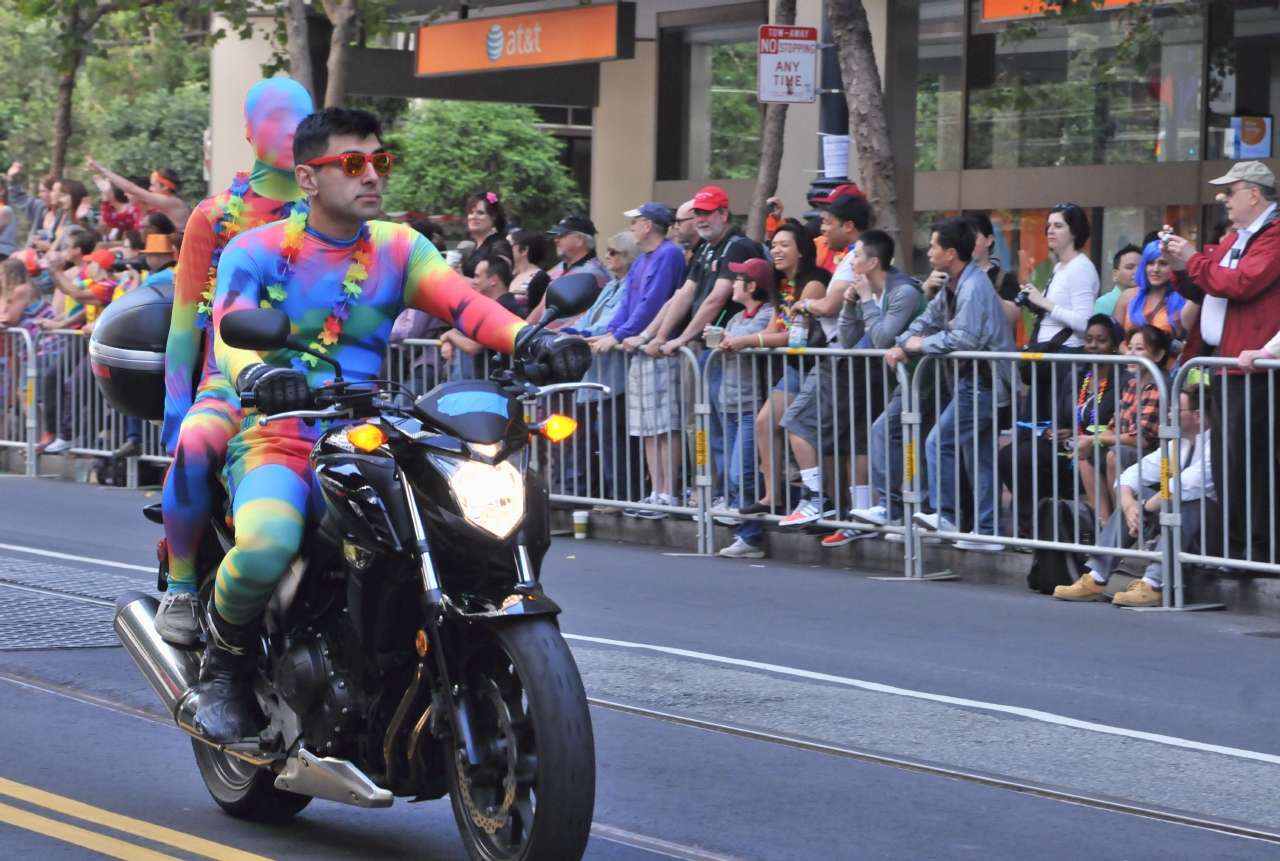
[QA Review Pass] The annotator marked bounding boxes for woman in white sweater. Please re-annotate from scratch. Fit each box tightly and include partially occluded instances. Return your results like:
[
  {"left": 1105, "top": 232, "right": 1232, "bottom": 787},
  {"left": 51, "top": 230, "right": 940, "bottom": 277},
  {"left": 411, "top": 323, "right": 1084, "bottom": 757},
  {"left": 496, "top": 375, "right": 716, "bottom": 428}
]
[{"left": 1017, "top": 202, "right": 1100, "bottom": 350}]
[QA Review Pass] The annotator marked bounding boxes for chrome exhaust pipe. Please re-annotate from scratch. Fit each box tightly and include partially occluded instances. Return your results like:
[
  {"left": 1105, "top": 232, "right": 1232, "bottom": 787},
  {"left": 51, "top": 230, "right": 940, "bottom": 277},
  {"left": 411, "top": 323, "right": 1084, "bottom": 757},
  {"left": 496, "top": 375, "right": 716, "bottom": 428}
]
[{"left": 113, "top": 591, "right": 200, "bottom": 723}]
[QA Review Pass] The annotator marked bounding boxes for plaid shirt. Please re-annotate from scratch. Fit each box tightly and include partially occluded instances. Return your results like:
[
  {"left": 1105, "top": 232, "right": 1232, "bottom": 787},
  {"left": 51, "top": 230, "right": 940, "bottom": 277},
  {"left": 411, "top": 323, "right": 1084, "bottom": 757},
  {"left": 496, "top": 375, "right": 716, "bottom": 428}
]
[{"left": 1112, "top": 375, "right": 1161, "bottom": 446}]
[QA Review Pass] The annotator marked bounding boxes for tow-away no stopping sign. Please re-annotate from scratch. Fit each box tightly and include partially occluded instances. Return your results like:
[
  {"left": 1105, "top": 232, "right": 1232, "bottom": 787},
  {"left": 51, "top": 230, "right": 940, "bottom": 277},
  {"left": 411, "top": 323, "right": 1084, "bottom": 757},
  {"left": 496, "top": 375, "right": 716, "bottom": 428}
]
[{"left": 757, "top": 25, "right": 818, "bottom": 104}]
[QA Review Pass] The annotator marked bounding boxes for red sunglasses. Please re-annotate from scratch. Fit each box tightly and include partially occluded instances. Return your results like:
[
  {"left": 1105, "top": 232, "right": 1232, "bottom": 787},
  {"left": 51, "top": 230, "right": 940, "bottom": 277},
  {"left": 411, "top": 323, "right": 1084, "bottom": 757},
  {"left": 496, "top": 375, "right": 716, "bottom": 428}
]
[{"left": 304, "top": 152, "right": 395, "bottom": 177}]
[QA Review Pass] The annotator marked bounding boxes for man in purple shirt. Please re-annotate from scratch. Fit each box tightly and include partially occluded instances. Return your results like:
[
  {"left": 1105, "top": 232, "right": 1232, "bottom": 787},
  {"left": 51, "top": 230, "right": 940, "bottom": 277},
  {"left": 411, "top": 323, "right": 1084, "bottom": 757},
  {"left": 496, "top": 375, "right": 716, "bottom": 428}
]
[{"left": 588, "top": 202, "right": 687, "bottom": 515}]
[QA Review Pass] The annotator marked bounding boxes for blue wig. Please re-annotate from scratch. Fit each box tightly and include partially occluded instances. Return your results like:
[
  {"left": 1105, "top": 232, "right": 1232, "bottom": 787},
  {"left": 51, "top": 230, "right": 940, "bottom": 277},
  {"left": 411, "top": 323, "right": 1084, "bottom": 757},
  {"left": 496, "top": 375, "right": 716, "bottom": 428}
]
[{"left": 1128, "top": 239, "right": 1185, "bottom": 333}]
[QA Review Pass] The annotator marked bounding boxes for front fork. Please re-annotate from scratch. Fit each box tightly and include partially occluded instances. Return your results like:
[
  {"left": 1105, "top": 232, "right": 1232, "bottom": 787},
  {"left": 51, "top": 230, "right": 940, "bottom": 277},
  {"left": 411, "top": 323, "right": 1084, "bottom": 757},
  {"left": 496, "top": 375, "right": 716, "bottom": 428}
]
[{"left": 399, "top": 474, "right": 537, "bottom": 770}]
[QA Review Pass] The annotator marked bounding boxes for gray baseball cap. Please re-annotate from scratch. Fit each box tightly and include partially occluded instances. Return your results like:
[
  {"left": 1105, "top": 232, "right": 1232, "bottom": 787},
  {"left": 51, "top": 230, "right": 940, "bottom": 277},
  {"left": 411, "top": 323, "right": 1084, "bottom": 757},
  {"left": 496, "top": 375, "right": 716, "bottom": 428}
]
[{"left": 1208, "top": 160, "right": 1276, "bottom": 189}]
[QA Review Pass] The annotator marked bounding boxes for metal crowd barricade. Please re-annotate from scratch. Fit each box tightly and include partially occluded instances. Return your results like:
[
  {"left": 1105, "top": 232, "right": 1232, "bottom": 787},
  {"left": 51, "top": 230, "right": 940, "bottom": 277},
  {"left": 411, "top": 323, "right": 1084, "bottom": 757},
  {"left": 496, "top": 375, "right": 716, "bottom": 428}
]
[
  {"left": 704, "top": 346, "right": 914, "bottom": 578},
  {"left": 906, "top": 351, "right": 1182, "bottom": 603},
  {"left": 0, "top": 328, "right": 38, "bottom": 476},
  {"left": 1170, "top": 357, "right": 1280, "bottom": 596}
]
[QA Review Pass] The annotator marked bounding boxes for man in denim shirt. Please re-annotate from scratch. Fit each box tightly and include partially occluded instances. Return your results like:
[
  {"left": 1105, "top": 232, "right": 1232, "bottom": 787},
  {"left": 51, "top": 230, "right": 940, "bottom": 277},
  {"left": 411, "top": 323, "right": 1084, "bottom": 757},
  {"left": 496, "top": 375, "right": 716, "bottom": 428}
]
[{"left": 886, "top": 217, "right": 1015, "bottom": 551}]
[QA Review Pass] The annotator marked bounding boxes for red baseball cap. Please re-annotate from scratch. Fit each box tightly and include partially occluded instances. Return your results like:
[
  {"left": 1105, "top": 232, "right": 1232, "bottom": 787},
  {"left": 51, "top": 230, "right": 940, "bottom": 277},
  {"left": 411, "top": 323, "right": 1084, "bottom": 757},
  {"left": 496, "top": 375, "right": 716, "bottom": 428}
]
[
  {"left": 813, "top": 183, "right": 865, "bottom": 205},
  {"left": 87, "top": 250, "right": 117, "bottom": 271},
  {"left": 728, "top": 258, "right": 774, "bottom": 290},
  {"left": 692, "top": 186, "right": 730, "bottom": 212}
]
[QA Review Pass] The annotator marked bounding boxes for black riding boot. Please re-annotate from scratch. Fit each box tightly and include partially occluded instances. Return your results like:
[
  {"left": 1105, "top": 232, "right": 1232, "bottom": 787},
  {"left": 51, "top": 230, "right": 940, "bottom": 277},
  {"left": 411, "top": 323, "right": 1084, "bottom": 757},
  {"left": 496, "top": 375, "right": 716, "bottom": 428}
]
[{"left": 193, "top": 605, "right": 263, "bottom": 744}]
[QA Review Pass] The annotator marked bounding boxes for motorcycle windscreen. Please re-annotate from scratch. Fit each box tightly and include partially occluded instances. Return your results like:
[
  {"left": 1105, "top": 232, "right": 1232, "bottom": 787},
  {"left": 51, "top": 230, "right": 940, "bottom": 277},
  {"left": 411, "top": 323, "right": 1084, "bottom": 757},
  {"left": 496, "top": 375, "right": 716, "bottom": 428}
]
[{"left": 414, "top": 381, "right": 518, "bottom": 445}]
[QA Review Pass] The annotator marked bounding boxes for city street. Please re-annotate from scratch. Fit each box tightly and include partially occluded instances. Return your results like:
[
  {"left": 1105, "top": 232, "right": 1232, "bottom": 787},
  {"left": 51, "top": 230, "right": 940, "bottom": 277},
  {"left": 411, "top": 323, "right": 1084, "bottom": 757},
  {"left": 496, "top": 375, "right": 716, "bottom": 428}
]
[{"left": 3, "top": 476, "right": 1280, "bottom": 860}]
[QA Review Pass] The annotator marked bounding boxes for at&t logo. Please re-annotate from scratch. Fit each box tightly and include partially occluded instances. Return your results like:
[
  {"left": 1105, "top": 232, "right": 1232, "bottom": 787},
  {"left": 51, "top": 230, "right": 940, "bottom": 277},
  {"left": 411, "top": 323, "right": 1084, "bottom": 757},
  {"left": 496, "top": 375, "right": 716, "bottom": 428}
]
[{"left": 486, "top": 20, "right": 543, "bottom": 63}]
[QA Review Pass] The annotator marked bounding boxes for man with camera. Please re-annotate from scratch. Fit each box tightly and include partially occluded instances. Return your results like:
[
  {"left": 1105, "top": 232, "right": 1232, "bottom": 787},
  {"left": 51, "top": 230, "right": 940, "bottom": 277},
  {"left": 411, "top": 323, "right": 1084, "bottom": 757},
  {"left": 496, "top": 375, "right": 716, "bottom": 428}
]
[{"left": 1161, "top": 160, "right": 1280, "bottom": 561}]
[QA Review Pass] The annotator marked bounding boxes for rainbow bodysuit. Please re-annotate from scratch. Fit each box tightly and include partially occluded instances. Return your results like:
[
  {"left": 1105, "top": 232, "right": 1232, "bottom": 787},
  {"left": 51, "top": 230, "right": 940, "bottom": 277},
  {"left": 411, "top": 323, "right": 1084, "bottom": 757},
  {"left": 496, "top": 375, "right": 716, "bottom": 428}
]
[
  {"left": 209, "top": 218, "right": 527, "bottom": 625},
  {"left": 160, "top": 77, "right": 312, "bottom": 596}
]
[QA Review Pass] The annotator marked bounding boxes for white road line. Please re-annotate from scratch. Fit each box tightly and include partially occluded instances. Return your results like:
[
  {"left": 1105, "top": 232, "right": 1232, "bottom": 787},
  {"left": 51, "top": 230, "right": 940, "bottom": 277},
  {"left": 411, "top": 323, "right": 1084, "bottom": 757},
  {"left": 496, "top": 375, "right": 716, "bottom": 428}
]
[
  {"left": 564, "top": 633, "right": 1280, "bottom": 767},
  {"left": 0, "top": 542, "right": 152, "bottom": 572}
]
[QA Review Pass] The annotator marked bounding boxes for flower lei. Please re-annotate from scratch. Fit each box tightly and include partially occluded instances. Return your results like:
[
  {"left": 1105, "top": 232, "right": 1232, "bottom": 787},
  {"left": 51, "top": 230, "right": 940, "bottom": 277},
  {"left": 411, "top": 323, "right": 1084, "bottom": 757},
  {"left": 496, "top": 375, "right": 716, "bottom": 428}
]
[{"left": 267, "top": 198, "right": 372, "bottom": 370}]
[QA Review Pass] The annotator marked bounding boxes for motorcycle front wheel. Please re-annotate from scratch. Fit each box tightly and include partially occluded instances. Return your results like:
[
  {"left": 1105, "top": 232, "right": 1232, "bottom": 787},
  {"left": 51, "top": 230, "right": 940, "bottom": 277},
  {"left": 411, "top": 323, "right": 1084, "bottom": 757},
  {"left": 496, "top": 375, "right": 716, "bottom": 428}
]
[
  {"left": 446, "top": 618, "right": 596, "bottom": 861},
  {"left": 191, "top": 738, "right": 312, "bottom": 822}
]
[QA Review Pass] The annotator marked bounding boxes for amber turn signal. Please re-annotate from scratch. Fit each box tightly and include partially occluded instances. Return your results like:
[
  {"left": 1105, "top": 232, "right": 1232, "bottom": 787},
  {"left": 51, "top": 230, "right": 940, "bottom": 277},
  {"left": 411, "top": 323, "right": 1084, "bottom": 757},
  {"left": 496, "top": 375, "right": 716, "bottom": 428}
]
[
  {"left": 346, "top": 423, "right": 388, "bottom": 452},
  {"left": 415, "top": 629, "right": 429, "bottom": 657},
  {"left": 539, "top": 414, "right": 577, "bottom": 443}
]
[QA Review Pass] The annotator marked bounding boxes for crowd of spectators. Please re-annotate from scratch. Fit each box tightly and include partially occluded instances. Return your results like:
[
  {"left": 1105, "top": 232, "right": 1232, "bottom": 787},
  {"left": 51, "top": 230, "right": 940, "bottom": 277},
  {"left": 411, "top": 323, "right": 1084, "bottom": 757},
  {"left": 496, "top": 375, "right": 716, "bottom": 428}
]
[{"left": 6, "top": 150, "right": 1280, "bottom": 604}]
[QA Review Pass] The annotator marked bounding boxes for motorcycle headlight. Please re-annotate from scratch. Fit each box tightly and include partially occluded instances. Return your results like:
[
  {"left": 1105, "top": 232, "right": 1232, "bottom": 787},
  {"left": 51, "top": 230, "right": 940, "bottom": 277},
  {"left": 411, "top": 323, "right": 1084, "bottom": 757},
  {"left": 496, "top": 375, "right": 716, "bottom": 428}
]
[{"left": 428, "top": 455, "right": 525, "bottom": 539}]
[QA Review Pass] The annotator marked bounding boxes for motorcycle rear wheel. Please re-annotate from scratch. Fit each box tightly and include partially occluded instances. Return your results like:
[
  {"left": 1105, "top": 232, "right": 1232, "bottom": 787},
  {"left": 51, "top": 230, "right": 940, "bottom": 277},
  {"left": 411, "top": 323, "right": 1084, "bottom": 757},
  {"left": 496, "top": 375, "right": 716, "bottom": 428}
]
[
  {"left": 446, "top": 618, "right": 595, "bottom": 861},
  {"left": 192, "top": 739, "right": 312, "bottom": 822}
]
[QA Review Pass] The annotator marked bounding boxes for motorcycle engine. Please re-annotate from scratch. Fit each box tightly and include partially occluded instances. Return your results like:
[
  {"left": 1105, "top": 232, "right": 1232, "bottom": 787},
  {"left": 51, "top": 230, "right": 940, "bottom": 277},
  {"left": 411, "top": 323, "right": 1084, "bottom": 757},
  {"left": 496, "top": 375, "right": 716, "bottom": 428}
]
[{"left": 276, "top": 636, "right": 358, "bottom": 755}]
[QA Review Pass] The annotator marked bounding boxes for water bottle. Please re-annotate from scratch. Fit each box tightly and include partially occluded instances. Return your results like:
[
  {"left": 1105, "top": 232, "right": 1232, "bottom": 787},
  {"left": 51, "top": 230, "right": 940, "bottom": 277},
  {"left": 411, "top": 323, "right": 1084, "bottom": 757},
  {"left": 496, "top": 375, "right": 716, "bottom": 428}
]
[{"left": 787, "top": 312, "right": 809, "bottom": 349}]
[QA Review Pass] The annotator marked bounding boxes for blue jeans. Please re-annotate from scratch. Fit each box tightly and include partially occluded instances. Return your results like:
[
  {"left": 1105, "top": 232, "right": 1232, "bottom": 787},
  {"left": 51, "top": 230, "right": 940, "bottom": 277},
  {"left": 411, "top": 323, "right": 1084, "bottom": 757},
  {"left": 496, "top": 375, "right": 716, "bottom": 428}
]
[
  {"left": 723, "top": 410, "right": 764, "bottom": 547},
  {"left": 925, "top": 378, "right": 998, "bottom": 536},
  {"left": 699, "top": 350, "right": 725, "bottom": 485},
  {"left": 870, "top": 393, "right": 905, "bottom": 521}
]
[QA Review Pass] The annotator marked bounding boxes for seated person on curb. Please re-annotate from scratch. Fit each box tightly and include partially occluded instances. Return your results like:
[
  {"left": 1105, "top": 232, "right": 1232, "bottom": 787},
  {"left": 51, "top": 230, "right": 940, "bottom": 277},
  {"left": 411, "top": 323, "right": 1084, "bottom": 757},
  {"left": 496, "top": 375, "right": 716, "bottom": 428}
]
[
  {"left": 775, "top": 193, "right": 872, "bottom": 526},
  {"left": 713, "top": 258, "right": 777, "bottom": 559},
  {"left": 196, "top": 106, "right": 589, "bottom": 744},
  {"left": 886, "top": 217, "right": 1017, "bottom": 552},
  {"left": 821, "top": 229, "right": 925, "bottom": 546},
  {"left": 997, "top": 314, "right": 1122, "bottom": 539},
  {"left": 1055, "top": 386, "right": 1214, "bottom": 607},
  {"left": 1073, "top": 325, "right": 1168, "bottom": 523}
]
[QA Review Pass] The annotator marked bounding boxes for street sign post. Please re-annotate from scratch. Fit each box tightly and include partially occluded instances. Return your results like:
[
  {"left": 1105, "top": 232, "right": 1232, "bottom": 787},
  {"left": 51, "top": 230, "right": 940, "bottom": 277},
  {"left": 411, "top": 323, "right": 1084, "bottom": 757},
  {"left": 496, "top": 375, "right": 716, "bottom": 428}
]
[{"left": 756, "top": 25, "right": 818, "bottom": 104}]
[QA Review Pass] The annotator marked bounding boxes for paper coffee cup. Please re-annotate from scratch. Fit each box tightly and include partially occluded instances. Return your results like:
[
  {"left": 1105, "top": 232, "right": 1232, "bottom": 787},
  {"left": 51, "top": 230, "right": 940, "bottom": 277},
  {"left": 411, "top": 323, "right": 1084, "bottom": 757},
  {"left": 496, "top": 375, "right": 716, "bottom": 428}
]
[
  {"left": 705, "top": 326, "right": 725, "bottom": 349},
  {"left": 572, "top": 509, "right": 589, "bottom": 539}
]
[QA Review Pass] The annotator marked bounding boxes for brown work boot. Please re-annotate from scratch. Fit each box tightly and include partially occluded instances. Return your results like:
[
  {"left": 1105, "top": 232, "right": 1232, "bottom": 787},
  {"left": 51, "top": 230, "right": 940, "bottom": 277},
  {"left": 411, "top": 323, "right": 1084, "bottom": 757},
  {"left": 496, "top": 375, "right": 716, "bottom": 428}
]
[
  {"left": 1053, "top": 572, "right": 1107, "bottom": 602},
  {"left": 1112, "top": 579, "right": 1162, "bottom": 608}
]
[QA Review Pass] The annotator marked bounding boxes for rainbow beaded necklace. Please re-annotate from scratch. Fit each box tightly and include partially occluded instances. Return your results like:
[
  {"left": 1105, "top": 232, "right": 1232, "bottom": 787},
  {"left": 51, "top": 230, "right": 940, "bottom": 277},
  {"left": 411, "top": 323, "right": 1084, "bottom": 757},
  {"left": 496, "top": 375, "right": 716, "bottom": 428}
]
[{"left": 267, "top": 199, "right": 372, "bottom": 369}]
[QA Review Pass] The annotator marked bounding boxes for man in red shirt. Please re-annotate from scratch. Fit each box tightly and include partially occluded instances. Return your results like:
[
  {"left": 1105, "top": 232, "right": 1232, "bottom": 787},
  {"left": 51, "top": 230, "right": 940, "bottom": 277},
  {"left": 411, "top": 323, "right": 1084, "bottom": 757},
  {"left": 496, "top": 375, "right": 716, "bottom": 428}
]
[{"left": 1163, "top": 160, "right": 1280, "bottom": 561}]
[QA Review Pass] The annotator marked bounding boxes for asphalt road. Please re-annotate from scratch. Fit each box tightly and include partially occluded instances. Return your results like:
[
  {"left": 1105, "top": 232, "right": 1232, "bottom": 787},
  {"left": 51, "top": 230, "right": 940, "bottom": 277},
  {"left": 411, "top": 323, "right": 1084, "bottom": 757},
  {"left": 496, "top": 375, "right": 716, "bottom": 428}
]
[{"left": 3, "top": 476, "right": 1280, "bottom": 860}]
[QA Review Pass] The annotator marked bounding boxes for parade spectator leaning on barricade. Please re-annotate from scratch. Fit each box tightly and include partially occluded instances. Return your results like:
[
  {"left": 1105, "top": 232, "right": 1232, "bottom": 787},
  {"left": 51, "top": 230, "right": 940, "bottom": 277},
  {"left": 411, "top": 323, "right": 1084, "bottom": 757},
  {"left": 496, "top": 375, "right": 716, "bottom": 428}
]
[
  {"left": 1114, "top": 239, "right": 1199, "bottom": 345},
  {"left": 1096, "top": 244, "right": 1142, "bottom": 316},
  {"left": 820, "top": 228, "right": 926, "bottom": 547},
  {"left": 86, "top": 158, "right": 189, "bottom": 234},
  {"left": 1162, "top": 160, "right": 1280, "bottom": 564},
  {"left": 775, "top": 192, "right": 871, "bottom": 528},
  {"left": 713, "top": 258, "right": 778, "bottom": 559},
  {"left": 560, "top": 230, "right": 640, "bottom": 504},
  {"left": 526, "top": 214, "right": 608, "bottom": 327},
  {"left": 887, "top": 216, "right": 1016, "bottom": 552},
  {"left": 1054, "top": 385, "right": 1214, "bottom": 607},
  {"left": 459, "top": 191, "right": 511, "bottom": 279},
  {"left": 1074, "top": 325, "right": 1168, "bottom": 522},
  {"left": 998, "top": 313, "right": 1122, "bottom": 538},
  {"left": 667, "top": 200, "right": 698, "bottom": 258},
  {"left": 642, "top": 186, "right": 764, "bottom": 508},
  {"left": 509, "top": 228, "right": 551, "bottom": 312},
  {"left": 607, "top": 202, "right": 687, "bottom": 517},
  {"left": 1, "top": 258, "right": 55, "bottom": 442},
  {"left": 739, "top": 221, "right": 831, "bottom": 517}
]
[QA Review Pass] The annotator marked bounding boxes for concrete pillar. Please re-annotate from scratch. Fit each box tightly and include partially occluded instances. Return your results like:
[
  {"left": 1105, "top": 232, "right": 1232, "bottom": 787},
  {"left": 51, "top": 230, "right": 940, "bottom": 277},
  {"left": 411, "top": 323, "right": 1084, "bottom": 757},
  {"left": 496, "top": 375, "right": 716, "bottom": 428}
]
[
  {"left": 591, "top": 40, "right": 658, "bottom": 239},
  {"left": 208, "top": 16, "right": 276, "bottom": 196}
]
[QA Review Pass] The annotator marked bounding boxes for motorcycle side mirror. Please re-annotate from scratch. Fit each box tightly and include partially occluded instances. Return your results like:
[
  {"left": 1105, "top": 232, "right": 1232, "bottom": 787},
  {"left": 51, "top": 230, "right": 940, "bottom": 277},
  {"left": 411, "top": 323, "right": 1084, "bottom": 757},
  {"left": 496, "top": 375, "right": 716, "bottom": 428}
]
[
  {"left": 220, "top": 308, "right": 292, "bottom": 351},
  {"left": 539, "top": 272, "right": 599, "bottom": 324}
]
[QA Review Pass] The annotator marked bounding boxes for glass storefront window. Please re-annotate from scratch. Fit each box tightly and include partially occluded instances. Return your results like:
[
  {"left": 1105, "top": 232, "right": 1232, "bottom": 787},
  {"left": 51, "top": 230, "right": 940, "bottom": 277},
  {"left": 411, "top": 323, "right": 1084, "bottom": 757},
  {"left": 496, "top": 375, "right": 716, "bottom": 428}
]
[
  {"left": 1098, "top": 205, "right": 1199, "bottom": 291},
  {"left": 1206, "top": 3, "right": 1280, "bottom": 161},
  {"left": 966, "top": 2, "right": 1204, "bottom": 169},
  {"left": 708, "top": 43, "right": 762, "bottom": 179},
  {"left": 917, "top": 0, "right": 965, "bottom": 172}
]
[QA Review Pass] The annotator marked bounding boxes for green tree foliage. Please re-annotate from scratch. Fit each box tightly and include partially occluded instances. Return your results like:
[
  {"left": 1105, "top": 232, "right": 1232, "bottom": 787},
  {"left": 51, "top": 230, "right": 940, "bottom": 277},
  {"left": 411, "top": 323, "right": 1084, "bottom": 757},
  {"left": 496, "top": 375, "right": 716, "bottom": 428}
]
[
  {"left": 383, "top": 101, "right": 583, "bottom": 232},
  {"left": 709, "top": 43, "right": 761, "bottom": 179}
]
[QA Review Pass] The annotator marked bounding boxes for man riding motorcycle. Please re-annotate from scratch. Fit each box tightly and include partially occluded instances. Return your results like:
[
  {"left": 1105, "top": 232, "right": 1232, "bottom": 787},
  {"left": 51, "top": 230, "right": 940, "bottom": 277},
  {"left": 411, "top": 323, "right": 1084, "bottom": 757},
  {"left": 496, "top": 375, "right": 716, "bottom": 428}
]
[
  {"left": 198, "top": 106, "right": 590, "bottom": 743},
  {"left": 156, "top": 78, "right": 314, "bottom": 645}
]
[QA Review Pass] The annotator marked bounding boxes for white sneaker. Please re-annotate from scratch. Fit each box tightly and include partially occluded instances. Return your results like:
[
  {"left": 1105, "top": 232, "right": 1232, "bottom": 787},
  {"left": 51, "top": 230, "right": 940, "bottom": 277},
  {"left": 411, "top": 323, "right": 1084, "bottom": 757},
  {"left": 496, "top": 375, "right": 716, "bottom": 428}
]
[
  {"left": 719, "top": 538, "right": 764, "bottom": 559},
  {"left": 623, "top": 494, "right": 656, "bottom": 517},
  {"left": 850, "top": 504, "right": 889, "bottom": 526},
  {"left": 779, "top": 495, "right": 835, "bottom": 527},
  {"left": 912, "top": 512, "right": 958, "bottom": 534},
  {"left": 954, "top": 539, "right": 1006, "bottom": 553},
  {"left": 637, "top": 493, "right": 677, "bottom": 520},
  {"left": 44, "top": 437, "right": 73, "bottom": 454}
]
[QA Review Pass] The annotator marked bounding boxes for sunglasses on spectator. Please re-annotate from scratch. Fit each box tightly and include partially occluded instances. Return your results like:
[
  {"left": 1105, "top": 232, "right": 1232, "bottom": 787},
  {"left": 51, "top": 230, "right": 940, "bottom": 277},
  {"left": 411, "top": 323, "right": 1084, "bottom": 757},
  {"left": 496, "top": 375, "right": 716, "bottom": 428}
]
[
  {"left": 305, "top": 152, "right": 395, "bottom": 177},
  {"left": 1221, "top": 184, "right": 1255, "bottom": 199},
  {"left": 605, "top": 248, "right": 622, "bottom": 256},
  {"left": 672, "top": 217, "right": 693, "bottom": 224}
]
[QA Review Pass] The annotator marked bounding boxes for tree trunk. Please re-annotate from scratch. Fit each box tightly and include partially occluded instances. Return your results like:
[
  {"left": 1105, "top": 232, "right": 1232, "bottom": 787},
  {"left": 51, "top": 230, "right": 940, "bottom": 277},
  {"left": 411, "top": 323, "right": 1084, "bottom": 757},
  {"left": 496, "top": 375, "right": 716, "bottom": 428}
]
[
  {"left": 824, "top": 0, "right": 898, "bottom": 247},
  {"left": 51, "top": 66, "right": 77, "bottom": 181},
  {"left": 286, "top": 0, "right": 315, "bottom": 100},
  {"left": 746, "top": 0, "right": 797, "bottom": 242},
  {"left": 321, "top": 0, "right": 358, "bottom": 108}
]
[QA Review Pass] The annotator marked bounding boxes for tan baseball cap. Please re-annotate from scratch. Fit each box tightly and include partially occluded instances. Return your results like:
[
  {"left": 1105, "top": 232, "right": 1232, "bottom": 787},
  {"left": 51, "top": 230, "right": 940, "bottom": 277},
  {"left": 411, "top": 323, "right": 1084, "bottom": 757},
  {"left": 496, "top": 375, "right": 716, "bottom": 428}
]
[{"left": 1208, "top": 160, "right": 1276, "bottom": 189}]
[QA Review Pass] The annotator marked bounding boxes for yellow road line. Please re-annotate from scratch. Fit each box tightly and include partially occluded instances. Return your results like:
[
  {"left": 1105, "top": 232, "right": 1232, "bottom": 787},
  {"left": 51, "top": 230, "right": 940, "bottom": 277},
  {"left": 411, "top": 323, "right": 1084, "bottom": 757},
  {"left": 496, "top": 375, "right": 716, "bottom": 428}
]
[
  {"left": 0, "top": 801, "right": 184, "bottom": 861},
  {"left": 0, "top": 776, "right": 276, "bottom": 861}
]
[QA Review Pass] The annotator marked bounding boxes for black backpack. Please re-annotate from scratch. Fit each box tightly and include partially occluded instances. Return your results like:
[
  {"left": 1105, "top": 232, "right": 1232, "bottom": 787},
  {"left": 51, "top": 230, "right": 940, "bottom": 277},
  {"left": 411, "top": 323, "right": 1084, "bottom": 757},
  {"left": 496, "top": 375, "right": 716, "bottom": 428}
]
[{"left": 1027, "top": 498, "right": 1096, "bottom": 595}]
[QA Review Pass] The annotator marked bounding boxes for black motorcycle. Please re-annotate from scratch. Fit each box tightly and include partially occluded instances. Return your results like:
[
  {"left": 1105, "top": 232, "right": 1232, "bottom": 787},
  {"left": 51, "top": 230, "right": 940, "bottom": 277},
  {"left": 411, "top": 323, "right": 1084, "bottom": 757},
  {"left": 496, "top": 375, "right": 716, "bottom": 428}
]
[{"left": 113, "top": 275, "right": 601, "bottom": 861}]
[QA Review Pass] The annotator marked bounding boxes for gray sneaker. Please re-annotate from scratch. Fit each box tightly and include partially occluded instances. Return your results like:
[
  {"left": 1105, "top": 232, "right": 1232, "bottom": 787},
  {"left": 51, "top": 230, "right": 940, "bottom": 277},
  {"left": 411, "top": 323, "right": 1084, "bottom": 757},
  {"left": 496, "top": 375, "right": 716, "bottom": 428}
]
[{"left": 154, "top": 591, "right": 202, "bottom": 646}]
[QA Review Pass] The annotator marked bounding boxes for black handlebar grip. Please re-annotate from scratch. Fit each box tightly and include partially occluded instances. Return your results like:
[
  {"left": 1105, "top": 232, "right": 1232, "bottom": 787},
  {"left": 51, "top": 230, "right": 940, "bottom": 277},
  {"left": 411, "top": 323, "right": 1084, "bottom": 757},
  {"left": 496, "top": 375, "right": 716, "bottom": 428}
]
[{"left": 240, "top": 390, "right": 257, "bottom": 409}]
